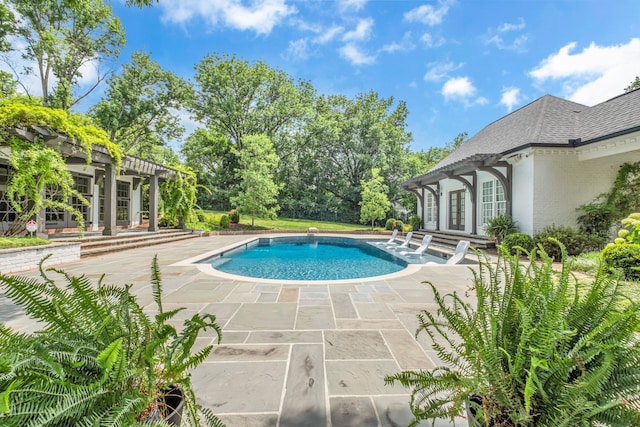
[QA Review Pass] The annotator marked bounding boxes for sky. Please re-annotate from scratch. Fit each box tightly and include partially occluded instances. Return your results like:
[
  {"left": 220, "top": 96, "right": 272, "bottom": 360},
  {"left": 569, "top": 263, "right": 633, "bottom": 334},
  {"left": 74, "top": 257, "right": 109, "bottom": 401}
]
[{"left": 11, "top": 0, "right": 640, "bottom": 152}]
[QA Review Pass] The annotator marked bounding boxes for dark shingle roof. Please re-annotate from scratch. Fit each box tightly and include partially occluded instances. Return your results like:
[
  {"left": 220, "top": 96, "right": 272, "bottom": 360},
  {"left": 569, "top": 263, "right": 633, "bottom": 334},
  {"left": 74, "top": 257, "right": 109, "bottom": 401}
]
[
  {"left": 578, "top": 87, "right": 640, "bottom": 142},
  {"left": 405, "top": 89, "right": 640, "bottom": 187},
  {"left": 429, "top": 95, "right": 587, "bottom": 172}
]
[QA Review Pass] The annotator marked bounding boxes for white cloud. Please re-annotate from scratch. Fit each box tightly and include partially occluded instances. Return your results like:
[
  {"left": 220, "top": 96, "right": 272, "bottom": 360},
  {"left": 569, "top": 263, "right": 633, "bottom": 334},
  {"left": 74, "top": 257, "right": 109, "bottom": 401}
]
[
  {"left": 404, "top": 1, "right": 452, "bottom": 26},
  {"left": 500, "top": 87, "right": 524, "bottom": 111},
  {"left": 313, "top": 25, "right": 344, "bottom": 44},
  {"left": 159, "top": 0, "right": 296, "bottom": 36},
  {"left": 420, "top": 32, "right": 445, "bottom": 48},
  {"left": 339, "top": 43, "right": 376, "bottom": 65},
  {"left": 338, "top": 0, "right": 367, "bottom": 12},
  {"left": 484, "top": 18, "right": 528, "bottom": 52},
  {"left": 342, "top": 17, "right": 374, "bottom": 42},
  {"left": 380, "top": 32, "right": 415, "bottom": 53},
  {"left": 442, "top": 76, "right": 475, "bottom": 98},
  {"left": 529, "top": 38, "right": 640, "bottom": 105},
  {"left": 286, "top": 38, "right": 309, "bottom": 60},
  {"left": 497, "top": 18, "right": 526, "bottom": 33},
  {"left": 441, "top": 76, "right": 488, "bottom": 106},
  {"left": 424, "top": 61, "right": 463, "bottom": 82}
]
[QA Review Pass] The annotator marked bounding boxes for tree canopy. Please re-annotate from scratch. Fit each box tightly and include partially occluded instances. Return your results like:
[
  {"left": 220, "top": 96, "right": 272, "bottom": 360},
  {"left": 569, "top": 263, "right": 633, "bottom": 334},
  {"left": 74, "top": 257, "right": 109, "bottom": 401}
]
[
  {"left": 191, "top": 53, "right": 314, "bottom": 150},
  {"left": 0, "top": 2, "right": 463, "bottom": 228},
  {"left": 90, "top": 51, "right": 192, "bottom": 160},
  {"left": 2, "top": 0, "right": 125, "bottom": 110},
  {"left": 230, "top": 134, "right": 281, "bottom": 227}
]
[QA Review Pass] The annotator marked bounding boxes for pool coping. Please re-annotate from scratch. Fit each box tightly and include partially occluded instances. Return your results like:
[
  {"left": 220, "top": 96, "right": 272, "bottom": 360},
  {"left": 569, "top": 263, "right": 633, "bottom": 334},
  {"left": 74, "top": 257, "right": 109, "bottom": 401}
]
[{"left": 171, "top": 233, "right": 429, "bottom": 285}]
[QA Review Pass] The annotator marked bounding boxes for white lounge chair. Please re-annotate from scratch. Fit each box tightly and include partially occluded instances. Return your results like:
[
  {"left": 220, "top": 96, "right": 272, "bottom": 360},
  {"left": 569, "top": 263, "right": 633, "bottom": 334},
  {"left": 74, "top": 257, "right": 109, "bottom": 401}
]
[
  {"left": 374, "top": 229, "right": 398, "bottom": 245},
  {"left": 386, "top": 231, "right": 413, "bottom": 250},
  {"left": 427, "top": 240, "right": 470, "bottom": 265},
  {"left": 399, "top": 234, "right": 432, "bottom": 256}
]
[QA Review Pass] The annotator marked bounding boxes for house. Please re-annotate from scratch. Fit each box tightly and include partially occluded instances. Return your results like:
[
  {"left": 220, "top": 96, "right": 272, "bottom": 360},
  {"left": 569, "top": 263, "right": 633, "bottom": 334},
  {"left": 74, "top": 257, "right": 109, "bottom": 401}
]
[
  {"left": 1, "top": 125, "right": 182, "bottom": 236},
  {"left": 403, "top": 88, "right": 640, "bottom": 237}
]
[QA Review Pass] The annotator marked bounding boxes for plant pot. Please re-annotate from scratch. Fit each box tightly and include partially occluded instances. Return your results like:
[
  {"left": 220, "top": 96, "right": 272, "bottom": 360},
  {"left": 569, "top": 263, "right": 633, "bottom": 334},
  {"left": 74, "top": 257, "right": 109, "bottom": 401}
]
[
  {"left": 465, "top": 395, "right": 514, "bottom": 427},
  {"left": 164, "top": 386, "right": 184, "bottom": 426},
  {"left": 146, "top": 386, "right": 184, "bottom": 426}
]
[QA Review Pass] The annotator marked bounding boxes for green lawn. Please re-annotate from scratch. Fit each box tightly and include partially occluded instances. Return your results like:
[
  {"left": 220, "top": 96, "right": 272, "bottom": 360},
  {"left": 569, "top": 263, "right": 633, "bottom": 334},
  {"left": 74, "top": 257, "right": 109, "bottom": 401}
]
[{"left": 191, "top": 211, "right": 380, "bottom": 232}]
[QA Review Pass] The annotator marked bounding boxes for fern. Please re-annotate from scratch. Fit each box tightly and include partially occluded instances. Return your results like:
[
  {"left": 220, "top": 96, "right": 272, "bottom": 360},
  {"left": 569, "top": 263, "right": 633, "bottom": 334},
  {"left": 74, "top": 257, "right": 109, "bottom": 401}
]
[
  {"left": 386, "top": 241, "right": 640, "bottom": 426},
  {"left": 0, "top": 256, "right": 225, "bottom": 426}
]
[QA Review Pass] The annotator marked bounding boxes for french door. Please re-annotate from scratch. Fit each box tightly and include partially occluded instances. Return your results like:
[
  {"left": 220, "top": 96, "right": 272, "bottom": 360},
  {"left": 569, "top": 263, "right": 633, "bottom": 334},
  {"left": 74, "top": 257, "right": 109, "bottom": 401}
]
[{"left": 448, "top": 190, "right": 465, "bottom": 231}]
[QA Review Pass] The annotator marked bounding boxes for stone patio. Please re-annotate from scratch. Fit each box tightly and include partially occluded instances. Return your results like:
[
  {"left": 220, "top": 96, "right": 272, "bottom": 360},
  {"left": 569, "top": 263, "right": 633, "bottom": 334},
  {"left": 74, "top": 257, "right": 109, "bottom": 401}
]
[{"left": 0, "top": 234, "right": 475, "bottom": 426}]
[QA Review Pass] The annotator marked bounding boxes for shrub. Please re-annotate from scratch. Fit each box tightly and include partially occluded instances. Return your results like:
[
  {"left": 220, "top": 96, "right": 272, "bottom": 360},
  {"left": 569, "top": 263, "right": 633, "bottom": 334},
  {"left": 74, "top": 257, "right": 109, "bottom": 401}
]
[
  {"left": 385, "top": 218, "right": 404, "bottom": 231},
  {"left": 601, "top": 243, "right": 640, "bottom": 281},
  {"left": 533, "top": 225, "right": 588, "bottom": 259},
  {"left": 219, "top": 214, "right": 230, "bottom": 229},
  {"left": 615, "top": 212, "right": 640, "bottom": 245},
  {"left": 483, "top": 214, "right": 517, "bottom": 242},
  {"left": 409, "top": 215, "right": 421, "bottom": 231},
  {"left": 576, "top": 201, "right": 616, "bottom": 239},
  {"left": 159, "top": 216, "right": 177, "bottom": 228},
  {"left": 500, "top": 232, "right": 534, "bottom": 255},
  {"left": 228, "top": 209, "right": 240, "bottom": 224}
]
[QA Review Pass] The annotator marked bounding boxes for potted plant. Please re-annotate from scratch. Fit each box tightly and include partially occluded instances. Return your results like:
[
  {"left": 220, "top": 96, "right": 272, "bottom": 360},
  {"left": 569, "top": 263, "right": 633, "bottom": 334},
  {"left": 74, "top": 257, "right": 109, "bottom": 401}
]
[
  {"left": 0, "top": 255, "right": 224, "bottom": 427},
  {"left": 385, "top": 242, "right": 640, "bottom": 426},
  {"left": 483, "top": 214, "right": 517, "bottom": 243}
]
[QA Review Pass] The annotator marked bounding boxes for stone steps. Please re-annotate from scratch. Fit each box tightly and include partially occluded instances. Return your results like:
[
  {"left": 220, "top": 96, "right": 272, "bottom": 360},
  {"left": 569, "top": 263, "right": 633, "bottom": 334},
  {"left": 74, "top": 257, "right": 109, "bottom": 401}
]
[
  {"left": 411, "top": 229, "right": 495, "bottom": 249},
  {"left": 50, "top": 229, "right": 201, "bottom": 258}
]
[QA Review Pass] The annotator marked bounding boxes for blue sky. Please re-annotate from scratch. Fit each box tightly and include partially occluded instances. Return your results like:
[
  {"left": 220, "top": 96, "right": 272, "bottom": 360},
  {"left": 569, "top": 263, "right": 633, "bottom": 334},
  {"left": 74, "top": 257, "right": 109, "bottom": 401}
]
[{"left": 14, "top": 0, "right": 640, "bottom": 152}]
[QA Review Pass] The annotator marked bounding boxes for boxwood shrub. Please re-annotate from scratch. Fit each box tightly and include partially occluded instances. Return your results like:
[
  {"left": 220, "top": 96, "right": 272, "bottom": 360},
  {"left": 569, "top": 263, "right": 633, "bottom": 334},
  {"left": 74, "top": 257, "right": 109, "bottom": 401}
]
[
  {"left": 500, "top": 233, "right": 534, "bottom": 255},
  {"left": 601, "top": 243, "right": 640, "bottom": 281},
  {"left": 385, "top": 218, "right": 404, "bottom": 231},
  {"left": 533, "top": 225, "right": 588, "bottom": 259},
  {"left": 219, "top": 214, "right": 230, "bottom": 229}
]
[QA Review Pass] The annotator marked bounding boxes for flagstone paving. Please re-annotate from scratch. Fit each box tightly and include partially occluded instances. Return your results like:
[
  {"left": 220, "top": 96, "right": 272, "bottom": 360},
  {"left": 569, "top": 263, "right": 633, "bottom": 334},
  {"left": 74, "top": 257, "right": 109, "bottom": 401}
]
[{"left": 0, "top": 233, "right": 475, "bottom": 426}]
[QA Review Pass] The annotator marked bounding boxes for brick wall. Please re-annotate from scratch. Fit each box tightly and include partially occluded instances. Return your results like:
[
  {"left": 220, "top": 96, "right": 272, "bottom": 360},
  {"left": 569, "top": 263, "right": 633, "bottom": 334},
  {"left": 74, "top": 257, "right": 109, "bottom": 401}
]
[{"left": 0, "top": 243, "right": 81, "bottom": 274}]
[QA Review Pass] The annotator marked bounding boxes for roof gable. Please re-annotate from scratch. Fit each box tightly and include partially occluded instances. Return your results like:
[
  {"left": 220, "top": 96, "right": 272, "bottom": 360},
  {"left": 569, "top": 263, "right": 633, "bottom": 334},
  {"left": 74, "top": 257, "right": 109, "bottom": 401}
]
[{"left": 429, "top": 95, "right": 587, "bottom": 172}]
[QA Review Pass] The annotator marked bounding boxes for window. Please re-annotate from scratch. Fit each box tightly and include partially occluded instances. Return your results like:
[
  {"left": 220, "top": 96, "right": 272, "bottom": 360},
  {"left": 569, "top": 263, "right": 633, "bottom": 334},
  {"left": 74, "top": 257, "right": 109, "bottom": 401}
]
[
  {"left": 116, "top": 181, "right": 130, "bottom": 222},
  {"left": 425, "top": 193, "right": 435, "bottom": 223},
  {"left": 71, "top": 175, "right": 91, "bottom": 225},
  {"left": 0, "top": 164, "right": 17, "bottom": 223},
  {"left": 481, "top": 180, "right": 506, "bottom": 225}
]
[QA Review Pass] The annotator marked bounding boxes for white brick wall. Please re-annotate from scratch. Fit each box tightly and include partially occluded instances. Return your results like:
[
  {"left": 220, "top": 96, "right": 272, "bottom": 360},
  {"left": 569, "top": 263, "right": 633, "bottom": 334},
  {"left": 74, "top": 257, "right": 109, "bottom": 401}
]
[
  {"left": 527, "top": 149, "right": 640, "bottom": 234},
  {"left": 0, "top": 243, "right": 81, "bottom": 274}
]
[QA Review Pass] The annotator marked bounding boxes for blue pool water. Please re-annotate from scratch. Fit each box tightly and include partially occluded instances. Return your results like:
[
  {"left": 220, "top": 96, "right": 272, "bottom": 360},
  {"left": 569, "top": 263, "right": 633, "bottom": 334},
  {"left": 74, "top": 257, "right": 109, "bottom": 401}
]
[{"left": 207, "top": 236, "right": 408, "bottom": 281}]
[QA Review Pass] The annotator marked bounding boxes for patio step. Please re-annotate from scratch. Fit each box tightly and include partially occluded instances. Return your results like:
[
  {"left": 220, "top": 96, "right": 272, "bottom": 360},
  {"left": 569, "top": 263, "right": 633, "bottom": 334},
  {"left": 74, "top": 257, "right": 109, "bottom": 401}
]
[
  {"left": 50, "top": 229, "right": 201, "bottom": 258},
  {"left": 412, "top": 229, "right": 495, "bottom": 249}
]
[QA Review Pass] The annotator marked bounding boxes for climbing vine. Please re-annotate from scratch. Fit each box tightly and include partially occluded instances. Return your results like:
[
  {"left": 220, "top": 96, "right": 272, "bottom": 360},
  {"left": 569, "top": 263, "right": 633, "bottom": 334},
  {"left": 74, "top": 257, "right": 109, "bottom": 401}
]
[
  {"left": 4, "top": 143, "right": 89, "bottom": 236},
  {"left": 0, "top": 99, "right": 123, "bottom": 166},
  {"left": 606, "top": 161, "right": 640, "bottom": 216},
  {"left": 0, "top": 99, "right": 124, "bottom": 236},
  {"left": 160, "top": 165, "right": 206, "bottom": 228}
]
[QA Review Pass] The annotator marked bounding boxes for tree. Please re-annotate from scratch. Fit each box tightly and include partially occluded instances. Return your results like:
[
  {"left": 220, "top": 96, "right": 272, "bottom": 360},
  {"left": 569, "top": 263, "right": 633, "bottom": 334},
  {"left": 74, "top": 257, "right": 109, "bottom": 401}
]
[
  {"left": 181, "top": 128, "right": 239, "bottom": 210},
  {"left": 3, "top": 0, "right": 125, "bottom": 110},
  {"left": 360, "top": 168, "right": 390, "bottom": 229},
  {"left": 302, "top": 91, "right": 411, "bottom": 222},
  {"left": 625, "top": 76, "right": 640, "bottom": 92},
  {"left": 230, "top": 134, "right": 280, "bottom": 227},
  {"left": 191, "top": 53, "right": 314, "bottom": 150},
  {"left": 0, "top": 70, "right": 16, "bottom": 97},
  {"left": 90, "top": 51, "right": 192, "bottom": 159}
]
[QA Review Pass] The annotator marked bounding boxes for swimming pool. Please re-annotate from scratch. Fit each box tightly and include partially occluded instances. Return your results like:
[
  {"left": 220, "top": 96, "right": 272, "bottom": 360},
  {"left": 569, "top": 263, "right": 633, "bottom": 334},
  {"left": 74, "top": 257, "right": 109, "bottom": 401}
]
[{"left": 199, "top": 236, "right": 410, "bottom": 281}]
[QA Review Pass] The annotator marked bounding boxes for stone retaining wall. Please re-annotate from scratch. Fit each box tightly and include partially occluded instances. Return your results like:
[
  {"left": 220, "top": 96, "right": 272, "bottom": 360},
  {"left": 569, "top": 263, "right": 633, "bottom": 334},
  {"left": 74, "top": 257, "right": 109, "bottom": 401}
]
[{"left": 0, "top": 243, "right": 81, "bottom": 275}]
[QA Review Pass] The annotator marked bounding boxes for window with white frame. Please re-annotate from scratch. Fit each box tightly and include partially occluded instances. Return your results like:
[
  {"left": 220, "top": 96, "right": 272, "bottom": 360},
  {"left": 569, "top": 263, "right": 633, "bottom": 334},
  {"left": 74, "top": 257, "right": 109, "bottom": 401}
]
[
  {"left": 481, "top": 180, "right": 506, "bottom": 225},
  {"left": 425, "top": 193, "right": 436, "bottom": 223}
]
